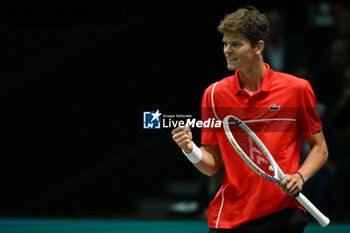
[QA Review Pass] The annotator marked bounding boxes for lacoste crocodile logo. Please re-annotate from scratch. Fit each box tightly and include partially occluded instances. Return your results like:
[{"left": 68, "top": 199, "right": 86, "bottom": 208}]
[{"left": 269, "top": 104, "right": 280, "bottom": 111}]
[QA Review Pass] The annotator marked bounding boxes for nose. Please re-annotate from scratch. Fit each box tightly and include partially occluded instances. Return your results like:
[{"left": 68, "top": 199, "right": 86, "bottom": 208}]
[{"left": 224, "top": 44, "right": 233, "bottom": 56}]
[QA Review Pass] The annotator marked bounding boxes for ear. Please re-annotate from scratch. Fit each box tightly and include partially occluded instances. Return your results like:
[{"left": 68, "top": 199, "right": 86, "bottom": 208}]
[{"left": 255, "top": 40, "right": 265, "bottom": 55}]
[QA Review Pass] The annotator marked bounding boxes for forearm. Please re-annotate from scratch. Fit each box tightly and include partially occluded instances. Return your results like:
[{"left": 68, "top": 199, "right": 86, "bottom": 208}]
[
  {"left": 298, "top": 141, "right": 328, "bottom": 182},
  {"left": 281, "top": 131, "right": 328, "bottom": 196},
  {"left": 297, "top": 130, "right": 328, "bottom": 183},
  {"left": 171, "top": 127, "right": 221, "bottom": 176},
  {"left": 193, "top": 146, "right": 221, "bottom": 176}
]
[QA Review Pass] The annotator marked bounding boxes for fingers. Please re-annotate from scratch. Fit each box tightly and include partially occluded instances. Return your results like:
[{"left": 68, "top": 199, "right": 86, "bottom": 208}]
[
  {"left": 279, "top": 174, "right": 303, "bottom": 196},
  {"left": 171, "top": 126, "right": 184, "bottom": 135},
  {"left": 171, "top": 125, "right": 191, "bottom": 136},
  {"left": 171, "top": 126, "right": 192, "bottom": 140},
  {"left": 171, "top": 126, "right": 193, "bottom": 153},
  {"left": 173, "top": 133, "right": 191, "bottom": 148}
]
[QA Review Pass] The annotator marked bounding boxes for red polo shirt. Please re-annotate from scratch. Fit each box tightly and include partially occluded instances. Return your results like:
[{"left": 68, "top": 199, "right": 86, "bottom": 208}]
[{"left": 201, "top": 64, "right": 322, "bottom": 229}]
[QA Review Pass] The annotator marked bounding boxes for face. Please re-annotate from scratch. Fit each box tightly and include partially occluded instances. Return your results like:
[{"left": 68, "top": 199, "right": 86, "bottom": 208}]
[{"left": 223, "top": 32, "right": 259, "bottom": 71}]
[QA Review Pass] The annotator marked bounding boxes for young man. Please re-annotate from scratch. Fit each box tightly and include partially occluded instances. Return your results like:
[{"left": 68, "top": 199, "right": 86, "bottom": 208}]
[{"left": 171, "top": 7, "right": 328, "bottom": 233}]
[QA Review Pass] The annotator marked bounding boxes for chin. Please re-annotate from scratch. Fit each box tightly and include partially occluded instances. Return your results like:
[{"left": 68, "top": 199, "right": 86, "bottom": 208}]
[{"left": 227, "top": 64, "right": 238, "bottom": 71}]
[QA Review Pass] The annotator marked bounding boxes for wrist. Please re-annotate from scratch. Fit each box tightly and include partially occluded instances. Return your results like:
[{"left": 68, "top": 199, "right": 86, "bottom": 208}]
[
  {"left": 182, "top": 141, "right": 202, "bottom": 163},
  {"left": 183, "top": 144, "right": 193, "bottom": 154},
  {"left": 293, "top": 171, "right": 305, "bottom": 184}
]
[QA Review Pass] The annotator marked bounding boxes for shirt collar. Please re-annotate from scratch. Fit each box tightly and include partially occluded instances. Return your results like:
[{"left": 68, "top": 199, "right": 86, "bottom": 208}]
[{"left": 232, "top": 63, "right": 272, "bottom": 96}]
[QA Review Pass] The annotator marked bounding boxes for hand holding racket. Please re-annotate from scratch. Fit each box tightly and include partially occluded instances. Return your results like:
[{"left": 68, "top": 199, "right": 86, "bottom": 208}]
[
  {"left": 280, "top": 173, "right": 303, "bottom": 197},
  {"left": 223, "top": 115, "right": 330, "bottom": 227}
]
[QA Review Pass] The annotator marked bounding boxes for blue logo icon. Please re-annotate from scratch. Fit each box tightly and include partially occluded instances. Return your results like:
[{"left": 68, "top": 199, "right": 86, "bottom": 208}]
[{"left": 143, "top": 110, "right": 162, "bottom": 129}]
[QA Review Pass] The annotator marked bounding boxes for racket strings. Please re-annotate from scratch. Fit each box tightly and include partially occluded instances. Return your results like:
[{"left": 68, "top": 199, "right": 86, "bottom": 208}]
[{"left": 229, "top": 123, "right": 274, "bottom": 176}]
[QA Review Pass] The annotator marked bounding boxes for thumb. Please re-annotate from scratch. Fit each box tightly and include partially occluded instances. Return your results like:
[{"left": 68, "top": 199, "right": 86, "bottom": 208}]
[{"left": 185, "top": 124, "right": 193, "bottom": 141}]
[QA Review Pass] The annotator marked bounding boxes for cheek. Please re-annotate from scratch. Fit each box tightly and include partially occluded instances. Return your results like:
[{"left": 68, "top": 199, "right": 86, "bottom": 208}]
[{"left": 239, "top": 48, "right": 255, "bottom": 60}]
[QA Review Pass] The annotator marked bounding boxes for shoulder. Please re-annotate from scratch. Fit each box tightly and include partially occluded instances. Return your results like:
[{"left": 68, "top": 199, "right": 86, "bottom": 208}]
[
  {"left": 201, "top": 75, "right": 234, "bottom": 107},
  {"left": 272, "top": 70, "right": 309, "bottom": 91},
  {"left": 203, "top": 75, "right": 234, "bottom": 95}
]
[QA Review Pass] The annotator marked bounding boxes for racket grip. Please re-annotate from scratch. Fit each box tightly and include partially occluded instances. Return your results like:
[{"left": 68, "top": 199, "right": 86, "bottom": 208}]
[{"left": 295, "top": 193, "right": 330, "bottom": 227}]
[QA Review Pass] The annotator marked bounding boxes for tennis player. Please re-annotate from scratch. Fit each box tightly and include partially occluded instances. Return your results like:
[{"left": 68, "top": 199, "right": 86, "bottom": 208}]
[{"left": 171, "top": 6, "right": 328, "bottom": 233}]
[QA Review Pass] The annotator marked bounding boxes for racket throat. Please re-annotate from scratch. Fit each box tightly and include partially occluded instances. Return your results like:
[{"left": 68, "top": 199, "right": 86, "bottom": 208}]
[{"left": 265, "top": 174, "right": 282, "bottom": 185}]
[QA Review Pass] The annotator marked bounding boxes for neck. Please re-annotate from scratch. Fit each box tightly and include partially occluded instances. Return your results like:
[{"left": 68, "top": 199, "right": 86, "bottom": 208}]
[{"left": 238, "top": 58, "right": 266, "bottom": 94}]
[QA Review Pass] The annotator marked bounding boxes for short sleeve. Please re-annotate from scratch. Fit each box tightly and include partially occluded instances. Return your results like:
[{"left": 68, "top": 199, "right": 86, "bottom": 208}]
[
  {"left": 201, "top": 84, "right": 219, "bottom": 145},
  {"left": 298, "top": 81, "right": 322, "bottom": 138}
]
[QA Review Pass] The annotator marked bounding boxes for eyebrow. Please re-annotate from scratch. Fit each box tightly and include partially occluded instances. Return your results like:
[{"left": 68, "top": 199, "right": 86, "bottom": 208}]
[{"left": 222, "top": 39, "right": 242, "bottom": 43}]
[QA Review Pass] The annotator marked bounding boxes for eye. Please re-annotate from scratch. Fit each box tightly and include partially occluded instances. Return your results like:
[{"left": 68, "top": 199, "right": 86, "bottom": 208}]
[
  {"left": 232, "top": 42, "right": 242, "bottom": 47},
  {"left": 223, "top": 41, "right": 242, "bottom": 48}
]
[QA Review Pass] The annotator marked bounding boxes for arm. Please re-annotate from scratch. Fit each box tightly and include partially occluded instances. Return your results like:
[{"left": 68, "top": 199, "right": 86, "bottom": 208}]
[
  {"left": 195, "top": 145, "right": 221, "bottom": 176},
  {"left": 280, "top": 130, "right": 328, "bottom": 196},
  {"left": 299, "top": 130, "right": 328, "bottom": 181},
  {"left": 171, "top": 127, "right": 221, "bottom": 176}
]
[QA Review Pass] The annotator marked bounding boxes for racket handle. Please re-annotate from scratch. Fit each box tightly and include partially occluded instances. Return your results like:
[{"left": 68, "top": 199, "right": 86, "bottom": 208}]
[{"left": 295, "top": 193, "right": 330, "bottom": 227}]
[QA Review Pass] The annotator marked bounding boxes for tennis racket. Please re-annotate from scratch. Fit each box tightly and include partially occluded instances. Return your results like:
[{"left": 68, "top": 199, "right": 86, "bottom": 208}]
[{"left": 223, "top": 115, "right": 330, "bottom": 227}]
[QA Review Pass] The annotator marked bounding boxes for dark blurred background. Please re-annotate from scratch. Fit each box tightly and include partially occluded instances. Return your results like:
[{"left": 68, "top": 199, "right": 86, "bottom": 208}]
[{"left": 4, "top": 0, "right": 350, "bottom": 222}]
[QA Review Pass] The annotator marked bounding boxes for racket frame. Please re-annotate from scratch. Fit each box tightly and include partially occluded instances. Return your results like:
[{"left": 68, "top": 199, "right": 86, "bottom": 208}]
[{"left": 223, "top": 115, "right": 330, "bottom": 227}]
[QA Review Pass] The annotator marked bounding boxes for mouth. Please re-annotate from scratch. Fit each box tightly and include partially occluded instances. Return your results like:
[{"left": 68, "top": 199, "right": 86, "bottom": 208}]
[{"left": 227, "top": 57, "right": 238, "bottom": 62}]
